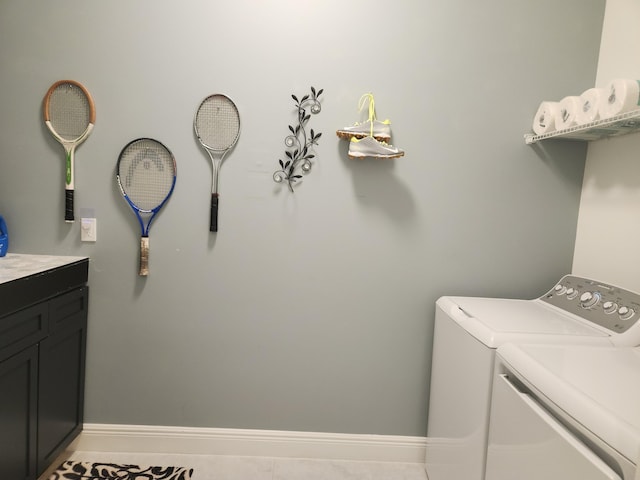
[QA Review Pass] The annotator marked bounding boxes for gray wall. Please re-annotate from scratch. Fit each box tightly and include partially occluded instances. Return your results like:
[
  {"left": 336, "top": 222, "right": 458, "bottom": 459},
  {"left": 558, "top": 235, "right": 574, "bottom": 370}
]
[{"left": 0, "top": 1, "right": 604, "bottom": 436}]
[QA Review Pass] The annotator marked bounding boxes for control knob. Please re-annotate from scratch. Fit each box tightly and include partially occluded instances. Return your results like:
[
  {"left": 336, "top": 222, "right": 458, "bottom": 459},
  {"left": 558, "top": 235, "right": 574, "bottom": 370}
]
[
  {"left": 603, "top": 301, "right": 619, "bottom": 314},
  {"left": 553, "top": 284, "right": 567, "bottom": 295},
  {"left": 618, "top": 306, "right": 636, "bottom": 321},
  {"left": 579, "top": 291, "right": 601, "bottom": 309}
]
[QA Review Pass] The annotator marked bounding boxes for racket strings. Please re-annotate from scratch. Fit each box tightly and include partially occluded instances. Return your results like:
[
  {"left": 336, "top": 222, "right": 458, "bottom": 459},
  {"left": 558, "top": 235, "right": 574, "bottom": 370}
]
[
  {"left": 195, "top": 97, "right": 240, "bottom": 150},
  {"left": 118, "top": 141, "right": 176, "bottom": 211},
  {"left": 48, "top": 84, "right": 91, "bottom": 140}
]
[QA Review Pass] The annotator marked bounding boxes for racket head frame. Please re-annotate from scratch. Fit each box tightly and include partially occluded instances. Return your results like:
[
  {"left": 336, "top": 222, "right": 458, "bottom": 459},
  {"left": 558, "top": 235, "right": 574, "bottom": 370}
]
[
  {"left": 43, "top": 80, "right": 96, "bottom": 160},
  {"left": 116, "top": 137, "right": 177, "bottom": 236},
  {"left": 43, "top": 79, "right": 96, "bottom": 130}
]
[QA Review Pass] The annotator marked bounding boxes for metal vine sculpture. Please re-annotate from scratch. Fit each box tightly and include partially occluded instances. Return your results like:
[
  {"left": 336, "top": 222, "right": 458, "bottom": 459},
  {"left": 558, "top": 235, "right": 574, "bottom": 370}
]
[{"left": 273, "top": 86, "right": 323, "bottom": 192}]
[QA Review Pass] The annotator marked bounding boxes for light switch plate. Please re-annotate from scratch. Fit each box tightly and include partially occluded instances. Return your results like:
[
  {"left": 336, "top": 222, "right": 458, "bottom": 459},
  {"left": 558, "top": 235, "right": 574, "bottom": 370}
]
[{"left": 81, "top": 218, "right": 97, "bottom": 242}]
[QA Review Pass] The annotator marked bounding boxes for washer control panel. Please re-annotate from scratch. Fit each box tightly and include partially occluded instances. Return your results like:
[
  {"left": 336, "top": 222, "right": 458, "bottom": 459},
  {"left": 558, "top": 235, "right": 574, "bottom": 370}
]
[{"left": 541, "top": 275, "right": 640, "bottom": 333}]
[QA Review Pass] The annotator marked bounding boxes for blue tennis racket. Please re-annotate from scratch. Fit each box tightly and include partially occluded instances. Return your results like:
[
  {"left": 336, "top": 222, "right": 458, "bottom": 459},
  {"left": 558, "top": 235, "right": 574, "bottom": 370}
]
[{"left": 116, "top": 138, "right": 176, "bottom": 276}]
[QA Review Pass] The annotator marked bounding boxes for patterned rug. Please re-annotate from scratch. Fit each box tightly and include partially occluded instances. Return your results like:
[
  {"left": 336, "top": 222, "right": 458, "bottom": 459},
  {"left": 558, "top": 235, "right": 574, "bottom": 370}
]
[{"left": 47, "top": 461, "right": 193, "bottom": 480}]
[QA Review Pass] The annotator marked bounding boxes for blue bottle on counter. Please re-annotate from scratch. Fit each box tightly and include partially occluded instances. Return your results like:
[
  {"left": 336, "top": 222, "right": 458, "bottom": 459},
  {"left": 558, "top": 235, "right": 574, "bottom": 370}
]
[{"left": 0, "top": 216, "right": 8, "bottom": 257}]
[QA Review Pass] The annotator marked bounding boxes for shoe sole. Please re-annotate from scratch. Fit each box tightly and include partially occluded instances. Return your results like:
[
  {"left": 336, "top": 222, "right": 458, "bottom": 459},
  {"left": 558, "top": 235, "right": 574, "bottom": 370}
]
[
  {"left": 336, "top": 131, "right": 391, "bottom": 142},
  {"left": 348, "top": 151, "right": 405, "bottom": 159}
]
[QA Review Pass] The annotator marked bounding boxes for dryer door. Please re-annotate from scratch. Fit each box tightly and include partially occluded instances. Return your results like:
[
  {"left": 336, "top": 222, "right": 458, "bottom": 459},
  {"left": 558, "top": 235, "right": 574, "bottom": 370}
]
[{"left": 485, "top": 374, "right": 621, "bottom": 480}]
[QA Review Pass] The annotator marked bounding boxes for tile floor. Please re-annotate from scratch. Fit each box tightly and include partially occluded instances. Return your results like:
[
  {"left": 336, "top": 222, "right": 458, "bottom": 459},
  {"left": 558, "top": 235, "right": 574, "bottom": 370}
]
[{"left": 42, "top": 451, "right": 429, "bottom": 480}]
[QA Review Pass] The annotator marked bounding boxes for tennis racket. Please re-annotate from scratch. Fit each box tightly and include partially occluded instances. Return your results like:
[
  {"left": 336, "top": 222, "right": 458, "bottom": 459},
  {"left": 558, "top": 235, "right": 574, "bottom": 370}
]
[
  {"left": 116, "top": 138, "right": 177, "bottom": 276},
  {"left": 194, "top": 94, "right": 240, "bottom": 232},
  {"left": 43, "top": 80, "right": 96, "bottom": 223}
]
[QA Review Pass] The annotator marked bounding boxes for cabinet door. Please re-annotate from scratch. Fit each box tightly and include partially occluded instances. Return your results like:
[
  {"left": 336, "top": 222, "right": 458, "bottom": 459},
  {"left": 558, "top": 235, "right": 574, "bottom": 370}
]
[
  {"left": 0, "top": 345, "right": 38, "bottom": 480},
  {"left": 37, "top": 287, "right": 88, "bottom": 476}
]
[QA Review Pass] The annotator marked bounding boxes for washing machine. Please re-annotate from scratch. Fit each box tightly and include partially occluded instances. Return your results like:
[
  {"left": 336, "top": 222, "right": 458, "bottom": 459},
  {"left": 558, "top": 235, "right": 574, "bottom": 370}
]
[
  {"left": 486, "top": 342, "right": 640, "bottom": 479},
  {"left": 425, "top": 275, "right": 640, "bottom": 480}
]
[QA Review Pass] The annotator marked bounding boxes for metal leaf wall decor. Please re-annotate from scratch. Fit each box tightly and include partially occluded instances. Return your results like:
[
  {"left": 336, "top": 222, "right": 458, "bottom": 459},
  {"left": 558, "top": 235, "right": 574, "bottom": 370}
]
[{"left": 273, "top": 87, "right": 323, "bottom": 192}]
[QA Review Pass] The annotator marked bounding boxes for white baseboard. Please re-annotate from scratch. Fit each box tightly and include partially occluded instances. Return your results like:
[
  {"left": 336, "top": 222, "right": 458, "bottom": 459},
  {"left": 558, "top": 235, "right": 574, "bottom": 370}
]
[{"left": 71, "top": 424, "right": 427, "bottom": 463}]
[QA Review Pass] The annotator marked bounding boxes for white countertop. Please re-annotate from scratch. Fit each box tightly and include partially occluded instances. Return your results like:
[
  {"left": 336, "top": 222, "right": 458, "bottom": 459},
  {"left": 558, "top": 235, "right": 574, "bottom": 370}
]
[{"left": 0, "top": 253, "right": 88, "bottom": 285}]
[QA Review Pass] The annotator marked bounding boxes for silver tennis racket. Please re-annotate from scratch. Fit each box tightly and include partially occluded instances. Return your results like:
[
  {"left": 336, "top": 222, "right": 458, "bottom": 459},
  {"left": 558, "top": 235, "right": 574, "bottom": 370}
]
[
  {"left": 43, "top": 80, "right": 95, "bottom": 223},
  {"left": 194, "top": 94, "right": 240, "bottom": 232},
  {"left": 116, "top": 138, "right": 177, "bottom": 276}
]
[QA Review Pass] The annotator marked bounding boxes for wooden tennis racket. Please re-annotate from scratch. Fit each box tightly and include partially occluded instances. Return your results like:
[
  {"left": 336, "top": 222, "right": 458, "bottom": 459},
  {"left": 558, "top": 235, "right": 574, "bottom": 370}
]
[
  {"left": 116, "top": 138, "right": 176, "bottom": 276},
  {"left": 194, "top": 94, "right": 240, "bottom": 232},
  {"left": 43, "top": 80, "right": 95, "bottom": 222}
]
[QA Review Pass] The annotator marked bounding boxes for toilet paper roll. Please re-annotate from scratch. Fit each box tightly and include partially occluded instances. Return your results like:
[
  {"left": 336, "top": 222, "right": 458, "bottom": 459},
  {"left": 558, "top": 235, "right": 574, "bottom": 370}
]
[
  {"left": 532, "top": 101, "right": 560, "bottom": 135},
  {"left": 600, "top": 78, "right": 640, "bottom": 119},
  {"left": 555, "top": 96, "right": 581, "bottom": 130},
  {"left": 575, "top": 87, "right": 604, "bottom": 125}
]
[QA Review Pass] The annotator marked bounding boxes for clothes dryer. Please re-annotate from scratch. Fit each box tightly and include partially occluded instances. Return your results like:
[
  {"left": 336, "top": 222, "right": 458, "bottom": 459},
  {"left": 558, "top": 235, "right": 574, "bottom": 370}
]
[{"left": 425, "top": 275, "right": 640, "bottom": 480}]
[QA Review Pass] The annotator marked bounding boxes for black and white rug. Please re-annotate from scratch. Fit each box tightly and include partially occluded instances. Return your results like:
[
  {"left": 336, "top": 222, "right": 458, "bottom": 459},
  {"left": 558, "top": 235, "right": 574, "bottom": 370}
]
[{"left": 47, "top": 461, "right": 193, "bottom": 480}]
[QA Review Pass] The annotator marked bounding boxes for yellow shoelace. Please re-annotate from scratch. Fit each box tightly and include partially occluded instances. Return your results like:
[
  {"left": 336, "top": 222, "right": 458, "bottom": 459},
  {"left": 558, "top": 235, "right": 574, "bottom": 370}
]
[{"left": 358, "top": 93, "right": 377, "bottom": 137}]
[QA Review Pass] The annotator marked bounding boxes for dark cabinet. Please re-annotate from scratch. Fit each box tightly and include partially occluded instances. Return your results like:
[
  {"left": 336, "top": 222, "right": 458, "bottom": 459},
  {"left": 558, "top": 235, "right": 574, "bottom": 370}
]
[
  {"left": 0, "top": 345, "right": 38, "bottom": 480},
  {"left": 37, "top": 287, "right": 88, "bottom": 475},
  {"left": 0, "top": 259, "right": 88, "bottom": 480}
]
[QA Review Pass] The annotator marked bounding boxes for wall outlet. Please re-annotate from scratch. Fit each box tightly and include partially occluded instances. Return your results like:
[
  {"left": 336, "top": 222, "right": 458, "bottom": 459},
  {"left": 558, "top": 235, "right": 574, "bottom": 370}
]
[{"left": 81, "top": 218, "right": 97, "bottom": 242}]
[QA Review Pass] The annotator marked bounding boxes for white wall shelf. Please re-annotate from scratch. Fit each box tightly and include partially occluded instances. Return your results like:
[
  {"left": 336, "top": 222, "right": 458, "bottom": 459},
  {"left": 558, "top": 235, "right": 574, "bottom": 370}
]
[{"left": 525, "top": 109, "right": 640, "bottom": 144}]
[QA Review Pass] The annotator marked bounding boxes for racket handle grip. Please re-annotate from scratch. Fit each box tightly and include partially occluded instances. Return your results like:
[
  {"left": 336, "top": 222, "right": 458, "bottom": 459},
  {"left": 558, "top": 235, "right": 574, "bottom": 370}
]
[
  {"left": 210, "top": 193, "right": 218, "bottom": 232},
  {"left": 65, "top": 190, "right": 74, "bottom": 223},
  {"left": 139, "top": 236, "right": 149, "bottom": 276}
]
